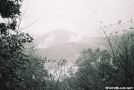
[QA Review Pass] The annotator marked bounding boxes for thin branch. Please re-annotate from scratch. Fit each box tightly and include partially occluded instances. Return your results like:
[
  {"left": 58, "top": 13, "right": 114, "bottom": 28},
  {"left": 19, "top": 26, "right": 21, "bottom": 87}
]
[{"left": 21, "top": 18, "right": 40, "bottom": 31}]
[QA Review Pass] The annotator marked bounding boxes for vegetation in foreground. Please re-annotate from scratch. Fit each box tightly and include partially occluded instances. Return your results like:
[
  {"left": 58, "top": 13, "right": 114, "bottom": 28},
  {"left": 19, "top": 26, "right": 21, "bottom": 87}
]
[{"left": 0, "top": 0, "right": 134, "bottom": 90}]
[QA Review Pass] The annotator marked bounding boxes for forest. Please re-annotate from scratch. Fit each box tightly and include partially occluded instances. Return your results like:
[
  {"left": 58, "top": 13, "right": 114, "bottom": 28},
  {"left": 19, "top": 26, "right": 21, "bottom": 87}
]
[{"left": 0, "top": 0, "right": 134, "bottom": 90}]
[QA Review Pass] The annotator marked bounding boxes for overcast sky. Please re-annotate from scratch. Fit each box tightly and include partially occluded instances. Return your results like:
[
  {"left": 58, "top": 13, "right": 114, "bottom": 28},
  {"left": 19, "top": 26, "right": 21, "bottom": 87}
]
[{"left": 20, "top": 0, "right": 134, "bottom": 37}]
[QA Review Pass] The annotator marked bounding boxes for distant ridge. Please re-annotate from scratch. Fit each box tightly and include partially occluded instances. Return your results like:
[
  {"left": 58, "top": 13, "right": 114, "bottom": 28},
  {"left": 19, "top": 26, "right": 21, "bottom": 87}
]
[
  {"left": 36, "top": 42, "right": 89, "bottom": 70},
  {"left": 34, "top": 29, "right": 103, "bottom": 71},
  {"left": 33, "top": 29, "right": 91, "bottom": 48}
]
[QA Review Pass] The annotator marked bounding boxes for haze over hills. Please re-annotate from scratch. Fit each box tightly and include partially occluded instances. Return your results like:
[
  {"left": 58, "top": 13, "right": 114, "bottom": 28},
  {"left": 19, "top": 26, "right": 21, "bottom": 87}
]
[
  {"left": 33, "top": 29, "right": 102, "bottom": 71},
  {"left": 36, "top": 42, "right": 89, "bottom": 70},
  {"left": 34, "top": 29, "right": 92, "bottom": 48}
]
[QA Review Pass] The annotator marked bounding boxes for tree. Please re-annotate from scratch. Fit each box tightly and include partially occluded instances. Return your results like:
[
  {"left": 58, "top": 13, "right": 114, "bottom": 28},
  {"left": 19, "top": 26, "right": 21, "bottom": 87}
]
[
  {"left": 97, "top": 20, "right": 134, "bottom": 86},
  {"left": 0, "top": 0, "right": 34, "bottom": 89},
  {"left": 75, "top": 48, "right": 102, "bottom": 90},
  {"left": 74, "top": 47, "right": 124, "bottom": 90},
  {"left": 17, "top": 54, "right": 49, "bottom": 90}
]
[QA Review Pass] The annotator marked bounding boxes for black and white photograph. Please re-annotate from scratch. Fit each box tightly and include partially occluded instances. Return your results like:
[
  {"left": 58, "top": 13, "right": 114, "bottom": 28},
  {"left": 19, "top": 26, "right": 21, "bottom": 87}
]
[{"left": 0, "top": 0, "right": 134, "bottom": 90}]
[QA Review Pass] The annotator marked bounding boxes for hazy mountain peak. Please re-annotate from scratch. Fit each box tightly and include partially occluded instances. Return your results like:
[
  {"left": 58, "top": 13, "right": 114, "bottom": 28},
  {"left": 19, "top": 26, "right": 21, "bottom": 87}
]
[
  {"left": 34, "top": 29, "right": 102, "bottom": 72},
  {"left": 46, "top": 32, "right": 55, "bottom": 43},
  {"left": 34, "top": 29, "right": 90, "bottom": 48}
]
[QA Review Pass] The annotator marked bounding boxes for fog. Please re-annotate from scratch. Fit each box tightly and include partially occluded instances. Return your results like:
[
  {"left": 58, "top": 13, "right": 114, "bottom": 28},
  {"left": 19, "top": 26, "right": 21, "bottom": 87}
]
[{"left": 21, "top": 0, "right": 134, "bottom": 37}]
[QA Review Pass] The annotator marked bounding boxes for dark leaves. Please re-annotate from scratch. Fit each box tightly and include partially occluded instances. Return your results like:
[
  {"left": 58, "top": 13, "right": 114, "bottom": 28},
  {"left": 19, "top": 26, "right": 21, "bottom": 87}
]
[
  {"left": 0, "top": 23, "right": 7, "bottom": 34},
  {"left": 10, "top": 20, "right": 17, "bottom": 30},
  {"left": 0, "top": 0, "right": 21, "bottom": 18}
]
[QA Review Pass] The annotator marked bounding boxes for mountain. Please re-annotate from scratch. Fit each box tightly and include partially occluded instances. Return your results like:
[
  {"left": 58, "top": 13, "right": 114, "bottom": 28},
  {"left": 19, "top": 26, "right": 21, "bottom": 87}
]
[
  {"left": 33, "top": 29, "right": 103, "bottom": 72},
  {"left": 36, "top": 42, "right": 89, "bottom": 61},
  {"left": 36, "top": 42, "right": 89, "bottom": 70},
  {"left": 34, "top": 29, "right": 91, "bottom": 48}
]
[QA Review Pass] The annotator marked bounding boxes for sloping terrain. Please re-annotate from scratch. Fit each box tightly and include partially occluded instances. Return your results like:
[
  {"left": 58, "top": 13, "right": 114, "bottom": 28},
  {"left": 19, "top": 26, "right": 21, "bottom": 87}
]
[
  {"left": 34, "top": 29, "right": 103, "bottom": 71},
  {"left": 36, "top": 42, "right": 89, "bottom": 70}
]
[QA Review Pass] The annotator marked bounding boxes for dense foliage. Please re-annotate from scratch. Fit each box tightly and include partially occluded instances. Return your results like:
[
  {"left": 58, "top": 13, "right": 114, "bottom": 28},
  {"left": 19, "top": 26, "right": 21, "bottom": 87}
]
[{"left": 0, "top": 0, "right": 48, "bottom": 90}]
